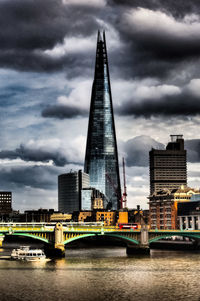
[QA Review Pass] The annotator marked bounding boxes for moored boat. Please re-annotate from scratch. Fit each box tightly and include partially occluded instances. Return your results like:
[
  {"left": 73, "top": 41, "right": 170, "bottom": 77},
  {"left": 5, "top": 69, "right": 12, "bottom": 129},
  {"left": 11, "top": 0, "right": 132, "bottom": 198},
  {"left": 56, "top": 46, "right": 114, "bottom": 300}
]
[{"left": 11, "top": 246, "right": 46, "bottom": 261}]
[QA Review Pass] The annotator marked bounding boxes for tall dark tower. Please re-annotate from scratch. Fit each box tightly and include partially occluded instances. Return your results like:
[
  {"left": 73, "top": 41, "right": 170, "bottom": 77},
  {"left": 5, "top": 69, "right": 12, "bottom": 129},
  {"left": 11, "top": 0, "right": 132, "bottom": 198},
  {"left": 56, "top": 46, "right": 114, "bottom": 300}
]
[
  {"left": 149, "top": 135, "right": 187, "bottom": 195},
  {"left": 84, "top": 31, "right": 121, "bottom": 210}
]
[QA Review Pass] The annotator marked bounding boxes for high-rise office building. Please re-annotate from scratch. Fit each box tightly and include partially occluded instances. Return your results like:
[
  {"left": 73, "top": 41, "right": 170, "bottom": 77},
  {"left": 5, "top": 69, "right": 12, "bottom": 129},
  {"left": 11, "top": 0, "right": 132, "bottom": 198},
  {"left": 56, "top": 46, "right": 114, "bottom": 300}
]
[
  {"left": 149, "top": 135, "right": 187, "bottom": 194},
  {"left": 0, "top": 191, "right": 12, "bottom": 214},
  {"left": 84, "top": 31, "right": 121, "bottom": 210},
  {"left": 58, "top": 170, "right": 90, "bottom": 213}
]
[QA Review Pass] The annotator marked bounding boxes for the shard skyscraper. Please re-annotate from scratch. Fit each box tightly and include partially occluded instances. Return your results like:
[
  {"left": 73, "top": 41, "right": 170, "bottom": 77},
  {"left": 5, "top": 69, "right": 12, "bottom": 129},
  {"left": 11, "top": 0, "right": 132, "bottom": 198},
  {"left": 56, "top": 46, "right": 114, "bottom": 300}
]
[{"left": 84, "top": 31, "right": 121, "bottom": 210}]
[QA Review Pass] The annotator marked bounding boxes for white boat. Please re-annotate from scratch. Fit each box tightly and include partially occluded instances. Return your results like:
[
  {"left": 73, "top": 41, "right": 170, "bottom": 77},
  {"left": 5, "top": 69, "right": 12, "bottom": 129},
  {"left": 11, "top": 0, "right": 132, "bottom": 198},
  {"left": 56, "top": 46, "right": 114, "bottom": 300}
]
[{"left": 11, "top": 246, "right": 46, "bottom": 261}]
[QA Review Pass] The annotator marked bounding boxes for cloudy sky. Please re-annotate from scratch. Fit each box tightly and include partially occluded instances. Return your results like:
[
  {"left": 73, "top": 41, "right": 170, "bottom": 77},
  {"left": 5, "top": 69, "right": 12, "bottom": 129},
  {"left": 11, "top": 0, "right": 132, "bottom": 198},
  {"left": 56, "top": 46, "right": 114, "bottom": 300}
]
[{"left": 1, "top": 0, "right": 200, "bottom": 211}]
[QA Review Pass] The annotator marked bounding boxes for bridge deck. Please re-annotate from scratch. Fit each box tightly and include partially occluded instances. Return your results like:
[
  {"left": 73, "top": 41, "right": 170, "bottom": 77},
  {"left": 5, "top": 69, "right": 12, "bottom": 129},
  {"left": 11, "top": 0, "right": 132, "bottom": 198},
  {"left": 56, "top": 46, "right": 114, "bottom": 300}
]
[{"left": 0, "top": 224, "right": 200, "bottom": 233}]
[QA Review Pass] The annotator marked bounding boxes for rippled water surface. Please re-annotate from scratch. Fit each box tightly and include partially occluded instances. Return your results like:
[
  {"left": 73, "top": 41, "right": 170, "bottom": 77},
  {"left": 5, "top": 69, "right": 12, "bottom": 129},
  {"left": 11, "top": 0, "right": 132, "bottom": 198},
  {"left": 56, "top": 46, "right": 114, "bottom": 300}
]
[{"left": 0, "top": 245, "right": 200, "bottom": 301}]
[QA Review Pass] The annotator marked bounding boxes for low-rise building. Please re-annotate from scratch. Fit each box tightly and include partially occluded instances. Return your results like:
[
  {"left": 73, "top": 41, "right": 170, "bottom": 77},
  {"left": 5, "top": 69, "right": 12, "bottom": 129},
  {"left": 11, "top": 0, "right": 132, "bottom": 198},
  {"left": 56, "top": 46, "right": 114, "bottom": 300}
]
[
  {"left": 78, "top": 211, "right": 93, "bottom": 222},
  {"left": 116, "top": 207, "right": 149, "bottom": 226},
  {"left": 50, "top": 213, "right": 72, "bottom": 222},
  {"left": 149, "top": 189, "right": 175, "bottom": 230},
  {"left": 23, "top": 209, "right": 55, "bottom": 222},
  {"left": 127, "top": 206, "right": 149, "bottom": 226},
  {"left": 149, "top": 186, "right": 200, "bottom": 230},
  {"left": 96, "top": 211, "right": 116, "bottom": 226},
  {"left": 117, "top": 210, "right": 128, "bottom": 224},
  {"left": 178, "top": 200, "right": 200, "bottom": 230}
]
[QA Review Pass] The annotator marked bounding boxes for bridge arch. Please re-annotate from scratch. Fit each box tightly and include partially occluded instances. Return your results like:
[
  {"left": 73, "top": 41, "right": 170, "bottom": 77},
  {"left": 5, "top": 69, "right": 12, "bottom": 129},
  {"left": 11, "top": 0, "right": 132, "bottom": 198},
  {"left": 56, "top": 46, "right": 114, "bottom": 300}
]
[
  {"left": 64, "top": 233, "right": 139, "bottom": 246},
  {"left": 105, "top": 234, "right": 139, "bottom": 245},
  {"left": 64, "top": 234, "right": 97, "bottom": 245},
  {"left": 7, "top": 233, "right": 50, "bottom": 244},
  {"left": 149, "top": 233, "right": 200, "bottom": 244}
]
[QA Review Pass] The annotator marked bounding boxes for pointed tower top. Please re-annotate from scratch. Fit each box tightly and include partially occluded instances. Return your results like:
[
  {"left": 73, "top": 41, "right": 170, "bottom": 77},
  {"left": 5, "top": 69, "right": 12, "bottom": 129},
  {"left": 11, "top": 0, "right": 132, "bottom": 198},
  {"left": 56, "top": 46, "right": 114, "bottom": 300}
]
[
  {"left": 97, "top": 30, "right": 102, "bottom": 42},
  {"left": 97, "top": 30, "right": 106, "bottom": 43},
  {"left": 95, "top": 30, "right": 108, "bottom": 74},
  {"left": 103, "top": 30, "right": 106, "bottom": 43}
]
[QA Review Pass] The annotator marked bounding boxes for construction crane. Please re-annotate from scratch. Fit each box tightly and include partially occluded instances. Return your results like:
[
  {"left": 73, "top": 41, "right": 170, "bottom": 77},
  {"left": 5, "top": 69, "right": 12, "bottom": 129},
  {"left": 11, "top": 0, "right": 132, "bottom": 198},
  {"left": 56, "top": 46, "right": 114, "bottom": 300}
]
[
  {"left": 105, "top": 157, "right": 127, "bottom": 209},
  {"left": 121, "top": 157, "right": 127, "bottom": 209}
]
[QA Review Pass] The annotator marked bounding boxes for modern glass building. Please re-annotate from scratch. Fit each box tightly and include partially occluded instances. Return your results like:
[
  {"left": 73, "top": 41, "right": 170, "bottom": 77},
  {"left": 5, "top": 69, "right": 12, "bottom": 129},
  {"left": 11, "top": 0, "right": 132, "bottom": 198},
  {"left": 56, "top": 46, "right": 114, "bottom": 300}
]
[
  {"left": 81, "top": 189, "right": 93, "bottom": 211},
  {"left": 84, "top": 31, "right": 121, "bottom": 210},
  {"left": 58, "top": 170, "right": 90, "bottom": 213}
]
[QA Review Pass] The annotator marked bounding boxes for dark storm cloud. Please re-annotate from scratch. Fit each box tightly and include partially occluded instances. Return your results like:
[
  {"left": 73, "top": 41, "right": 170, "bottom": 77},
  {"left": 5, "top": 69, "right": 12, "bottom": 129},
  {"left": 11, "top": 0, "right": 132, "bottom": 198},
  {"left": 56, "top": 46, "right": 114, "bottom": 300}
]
[
  {"left": 0, "top": 165, "right": 57, "bottom": 190},
  {"left": 0, "top": 49, "right": 94, "bottom": 76},
  {"left": 117, "top": 89, "right": 200, "bottom": 118},
  {"left": 124, "top": 136, "right": 200, "bottom": 167},
  {"left": 105, "top": 2, "right": 200, "bottom": 79},
  {"left": 124, "top": 135, "right": 164, "bottom": 167},
  {"left": 0, "top": 144, "right": 68, "bottom": 166},
  {"left": 120, "top": 14, "right": 200, "bottom": 60},
  {"left": 108, "top": 0, "right": 200, "bottom": 17},
  {"left": 1, "top": 0, "right": 200, "bottom": 79},
  {"left": 0, "top": 0, "right": 65, "bottom": 50},
  {"left": 185, "top": 139, "right": 200, "bottom": 163},
  {"left": 42, "top": 105, "right": 88, "bottom": 119},
  {"left": 0, "top": 0, "right": 100, "bottom": 72}
]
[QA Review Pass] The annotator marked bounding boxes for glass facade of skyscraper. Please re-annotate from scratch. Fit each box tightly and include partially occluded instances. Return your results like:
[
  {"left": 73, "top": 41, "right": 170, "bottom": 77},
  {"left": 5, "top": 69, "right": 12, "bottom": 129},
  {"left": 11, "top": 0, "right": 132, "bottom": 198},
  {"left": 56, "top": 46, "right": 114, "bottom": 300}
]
[
  {"left": 84, "top": 31, "right": 121, "bottom": 210},
  {"left": 58, "top": 170, "right": 90, "bottom": 213},
  {"left": 81, "top": 189, "right": 93, "bottom": 211}
]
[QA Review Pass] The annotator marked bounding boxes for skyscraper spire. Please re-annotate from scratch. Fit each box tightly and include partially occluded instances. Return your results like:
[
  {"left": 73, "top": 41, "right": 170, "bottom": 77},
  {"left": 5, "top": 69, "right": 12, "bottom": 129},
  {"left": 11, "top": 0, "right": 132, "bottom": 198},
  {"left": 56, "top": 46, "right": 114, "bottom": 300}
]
[
  {"left": 84, "top": 31, "right": 121, "bottom": 210},
  {"left": 97, "top": 30, "right": 102, "bottom": 42}
]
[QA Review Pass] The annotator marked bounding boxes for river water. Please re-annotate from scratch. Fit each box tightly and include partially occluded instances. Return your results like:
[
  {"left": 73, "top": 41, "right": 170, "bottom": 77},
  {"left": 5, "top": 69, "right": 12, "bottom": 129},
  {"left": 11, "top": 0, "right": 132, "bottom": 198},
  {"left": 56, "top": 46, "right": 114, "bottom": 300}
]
[{"left": 0, "top": 244, "right": 200, "bottom": 301}]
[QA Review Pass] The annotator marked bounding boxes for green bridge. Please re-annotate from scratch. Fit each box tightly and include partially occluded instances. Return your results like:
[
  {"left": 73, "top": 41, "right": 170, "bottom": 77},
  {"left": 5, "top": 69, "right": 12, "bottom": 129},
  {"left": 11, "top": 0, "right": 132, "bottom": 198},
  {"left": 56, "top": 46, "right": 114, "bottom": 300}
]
[{"left": 0, "top": 222, "right": 200, "bottom": 256}]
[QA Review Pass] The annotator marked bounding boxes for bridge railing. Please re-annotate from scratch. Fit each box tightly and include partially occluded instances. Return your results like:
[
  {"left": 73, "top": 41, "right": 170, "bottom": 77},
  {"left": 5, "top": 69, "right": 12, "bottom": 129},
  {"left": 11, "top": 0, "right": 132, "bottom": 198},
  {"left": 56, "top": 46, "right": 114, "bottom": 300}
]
[
  {"left": 0, "top": 222, "right": 143, "bottom": 233},
  {"left": 0, "top": 222, "right": 104, "bottom": 227},
  {"left": 149, "top": 229, "right": 200, "bottom": 233}
]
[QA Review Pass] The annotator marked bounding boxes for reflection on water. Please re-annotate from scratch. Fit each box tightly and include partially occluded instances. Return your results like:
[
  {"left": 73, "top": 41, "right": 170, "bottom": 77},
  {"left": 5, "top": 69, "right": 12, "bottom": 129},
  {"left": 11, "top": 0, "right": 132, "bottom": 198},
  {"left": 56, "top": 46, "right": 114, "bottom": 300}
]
[{"left": 0, "top": 244, "right": 199, "bottom": 301}]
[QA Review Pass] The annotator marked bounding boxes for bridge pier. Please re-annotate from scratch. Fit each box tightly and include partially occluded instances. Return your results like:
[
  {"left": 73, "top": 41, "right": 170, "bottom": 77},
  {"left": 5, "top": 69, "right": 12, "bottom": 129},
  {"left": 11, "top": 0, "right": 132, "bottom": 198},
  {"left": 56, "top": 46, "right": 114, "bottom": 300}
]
[
  {"left": 126, "top": 244, "right": 150, "bottom": 255},
  {"left": 54, "top": 223, "right": 65, "bottom": 257},
  {"left": 45, "top": 223, "right": 65, "bottom": 257},
  {"left": 0, "top": 235, "right": 4, "bottom": 247},
  {"left": 192, "top": 238, "right": 200, "bottom": 250},
  {"left": 126, "top": 225, "right": 150, "bottom": 255}
]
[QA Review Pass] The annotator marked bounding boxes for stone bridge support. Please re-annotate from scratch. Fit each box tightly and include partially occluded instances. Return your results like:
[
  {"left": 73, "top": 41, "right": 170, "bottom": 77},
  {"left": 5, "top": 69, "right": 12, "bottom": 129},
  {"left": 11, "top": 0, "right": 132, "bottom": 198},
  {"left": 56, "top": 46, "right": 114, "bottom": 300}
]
[
  {"left": 45, "top": 223, "right": 65, "bottom": 257},
  {"left": 191, "top": 237, "right": 200, "bottom": 250},
  {"left": 54, "top": 223, "right": 65, "bottom": 255},
  {"left": 0, "top": 235, "right": 4, "bottom": 247},
  {"left": 126, "top": 225, "right": 150, "bottom": 255}
]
